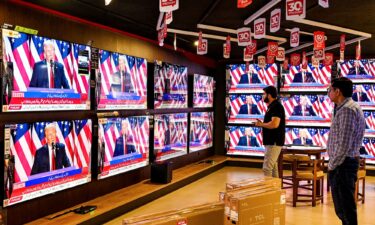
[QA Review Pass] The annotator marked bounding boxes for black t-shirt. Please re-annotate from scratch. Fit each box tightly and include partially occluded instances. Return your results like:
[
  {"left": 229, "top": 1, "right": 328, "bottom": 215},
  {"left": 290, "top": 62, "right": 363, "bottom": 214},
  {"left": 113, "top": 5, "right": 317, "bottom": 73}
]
[{"left": 262, "top": 100, "right": 285, "bottom": 146}]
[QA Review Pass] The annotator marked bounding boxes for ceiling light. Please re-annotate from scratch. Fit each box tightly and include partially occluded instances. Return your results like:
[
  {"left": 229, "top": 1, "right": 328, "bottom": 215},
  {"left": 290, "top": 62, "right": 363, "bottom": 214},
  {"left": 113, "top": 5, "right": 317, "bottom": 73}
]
[
  {"left": 194, "top": 41, "right": 199, "bottom": 46},
  {"left": 105, "top": 0, "right": 112, "bottom": 6}
]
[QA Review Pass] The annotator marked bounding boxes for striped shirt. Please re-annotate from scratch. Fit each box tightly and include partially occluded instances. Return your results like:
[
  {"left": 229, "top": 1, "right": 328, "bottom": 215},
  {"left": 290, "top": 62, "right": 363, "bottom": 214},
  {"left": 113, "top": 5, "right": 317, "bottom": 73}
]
[{"left": 327, "top": 98, "right": 365, "bottom": 171}]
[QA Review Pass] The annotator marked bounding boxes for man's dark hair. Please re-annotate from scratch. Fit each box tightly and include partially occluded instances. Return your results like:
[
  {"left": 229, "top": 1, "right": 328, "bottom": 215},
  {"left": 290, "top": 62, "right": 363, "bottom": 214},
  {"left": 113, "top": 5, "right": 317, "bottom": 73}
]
[
  {"left": 263, "top": 86, "right": 278, "bottom": 98},
  {"left": 331, "top": 77, "right": 353, "bottom": 97}
]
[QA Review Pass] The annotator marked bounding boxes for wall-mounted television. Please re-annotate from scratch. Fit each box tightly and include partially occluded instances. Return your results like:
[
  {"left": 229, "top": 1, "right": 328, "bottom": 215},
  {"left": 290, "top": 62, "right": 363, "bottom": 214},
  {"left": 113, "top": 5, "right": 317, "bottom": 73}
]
[
  {"left": 97, "top": 116, "right": 149, "bottom": 179},
  {"left": 340, "top": 59, "right": 375, "bottom": 83},
  {"left": 96, "top": 50, "right": 147, "bottom": 110},
  {"left": 362, "top": 137, "right": 375, "bottom": 164},
  {"left": 282, "top": 94, "right": 333, "bottom": 126},
  {"left": 154, "top": 113, "right": 188, "bottom": 161},
  {"left": 189, "top": 112, "right": 214, "bottom": 152},
  {"left": 352, "top": 84, "right": 375, "bottom": 110},
  {"left": 284, "top": 127, "right": 324, "bottom": 147},
  {"left": 228, "top": 94, "right": 265, "bottom": 124},
  {"left": 227, "top": 126, "right": 264, "bottom": 156},
  {"left": 364, "top": 111, "right": 375, "bottom": 137},
  {"left": 2, "top": 29, "right": 91, "bottom": 112},
  {"left": 228, "top": 63, "right": 278, "bottom": 93},
  {"left": 154, "top": 61, "right": 187, "bottom": 108},
  {"left": 193, "top": 74, "right": 214, "bottom": 108},
  {"left": 3, "top": 120, "right": 92, "bottom": 206},
  {"left": 280, "top": 63, "right": 331, "bottom": 92}
]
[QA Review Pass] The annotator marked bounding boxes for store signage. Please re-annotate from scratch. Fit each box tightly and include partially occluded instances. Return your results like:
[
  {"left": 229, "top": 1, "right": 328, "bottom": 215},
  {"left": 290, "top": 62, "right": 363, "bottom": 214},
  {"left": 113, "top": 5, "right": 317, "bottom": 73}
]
[
  {"left": 270, "top": 8, "right": 281, "bottom": 33},
  {"left": 340, "top": 34, "right": 345, "bottom": 51},
  {"left": 223, "top": 43, "right": 230, "bottom": 59},
  {"left": 319, "top": 0, "right": 329, "bottom": 8},
  {"left": 356, "top": 42, "right": 361, "bottom": 60},
  {"left": 301, "top": 51, "right": 307, "bottom": 69},
  {"left": 254, "top": 18, "right": 266, "bottom": 39},
  {"left": 258, "top": 56, "right": 266, "bottom": 68},
  {"left": 244, "top": 47, "right": 253, "bottom": 62},
  {"left": 166, "top": 11, "right": 173, "bottom": 24},
  {"left": 290, "top": 53, "right": 301, "bottom": 66},
  {"left": 159, "top": 0, "right": 179, "bottom": 12},
  {"left": 267, "top": 42, "right": 278, "bottom": 57},
  {"left": 290, "top": 28, "right": 299, "bottom": 47},
  {"left": 276, "top": 47, "right": 285, "bottom": 61},
  {"left": 226, "top": 35, "right": 231, "bottom": 52},
  {"left": 237, "top": 0, "right": 252, "bottom": 8},
  {"left": 267, "top": 55, "right": 275, "bottom": 64},
  {"left": 324, "top": 52, "right": 334, "bottom": 66},
  {"left": 286, "top": 0, "right": 306, "bottom": 20},
  {"left": 283, "top": 58, "right": 289, "bottom": 70},
  {"left": 313, "top": 48, "right": 325, "bottom": 60},
  {"left": 237, "top": 27, "right": 252, "bottom": 46},
  {"left": 248, "top": 40, "right": 257, "bottom": 54},
  {"left": 312, "top": 56, "right": 320, "bottom": 68},
  {"left": 197, "top": 38, "right": 208, "bottom": 55},
  {"left": 314, "top": 31, "right": 325, "bottom": 50}
]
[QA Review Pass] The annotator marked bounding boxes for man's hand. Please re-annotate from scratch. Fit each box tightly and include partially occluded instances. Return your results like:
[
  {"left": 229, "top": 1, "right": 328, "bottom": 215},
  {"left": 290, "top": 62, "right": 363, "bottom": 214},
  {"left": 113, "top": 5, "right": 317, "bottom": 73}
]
[{"left": 255, "top": 119, "right": 262, "bottom": 127}]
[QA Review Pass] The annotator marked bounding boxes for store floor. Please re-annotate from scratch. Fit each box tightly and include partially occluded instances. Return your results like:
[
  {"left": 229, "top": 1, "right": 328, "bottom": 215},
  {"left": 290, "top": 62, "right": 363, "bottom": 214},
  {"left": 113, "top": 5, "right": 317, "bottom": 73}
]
[{"left": 105, "top": 167, "right": 375, "bottom": 225}]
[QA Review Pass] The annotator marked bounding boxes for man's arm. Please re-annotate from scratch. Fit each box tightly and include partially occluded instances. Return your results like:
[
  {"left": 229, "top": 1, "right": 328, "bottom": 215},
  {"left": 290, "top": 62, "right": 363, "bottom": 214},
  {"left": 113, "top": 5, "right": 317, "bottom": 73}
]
[{"left": 256, "top": 117, "right": 280, "bottom": 129}]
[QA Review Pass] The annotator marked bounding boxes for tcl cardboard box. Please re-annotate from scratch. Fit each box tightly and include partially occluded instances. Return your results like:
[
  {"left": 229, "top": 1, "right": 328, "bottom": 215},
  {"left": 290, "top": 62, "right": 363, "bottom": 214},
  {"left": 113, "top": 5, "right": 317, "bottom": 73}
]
[
  {"left": 228, "top": 189, "right": 286, "bottom": 225},
  {"left": 180, "top": 202, "right": 224, "bottom": 225},
  {"left": 123, "top": 215, "right": 187, "bottom": 225},
  {"left": 226, "top": 177, "right": 281, "bottom": 191}
]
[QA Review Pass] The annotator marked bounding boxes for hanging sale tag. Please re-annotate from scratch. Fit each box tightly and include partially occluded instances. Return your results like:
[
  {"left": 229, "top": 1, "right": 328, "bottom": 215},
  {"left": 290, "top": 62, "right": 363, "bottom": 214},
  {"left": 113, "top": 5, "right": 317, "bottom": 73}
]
[
  {"left": 237, "top": 0, "right": 252, "bottom": 8},
  {"left": 313, "top": 48, "right": 325, "bottom": 60},
  {"left": 276, "top": 47, "right": 285, "bottom": 61},
  {"left": 244, "top": 47, "right": 253, "bottom": 62},
  {"left": 166, "top": 11, "right": 173, "bottom": 24},
  {"left": 270, "top": 8, "right": 281, "bottom": 33},
  {"left": 324, "top": 52, "right": 334, "bottom": 66},
  {"left": 267, "top": 42, "right": 278, "bottom": 57},
  {"left": 286, "top": 0, "right": 306, "bottom": 20},
  {"left": 197, "top": 39, "right": 208, "bottom": 55},
  {"left": 159, "top": 0, "right": 179, "bottom": 12},
  {"left": 254, "top": 18, "right": 266, "bottom": 39},
  {"left": 237, "top": 27, "right": 251, "bottom": 46},
  {"left": 290, "top": 28, "right": 300, "bottom": 47},
  {"left": 290, "top": 53, "right": 301, "bottom": 66},
  {"left": 258, "top": 56, "right": 266, "bottom": 68},
  {"left": 314, "top": 31, "right": 325, "bottom": 50}
]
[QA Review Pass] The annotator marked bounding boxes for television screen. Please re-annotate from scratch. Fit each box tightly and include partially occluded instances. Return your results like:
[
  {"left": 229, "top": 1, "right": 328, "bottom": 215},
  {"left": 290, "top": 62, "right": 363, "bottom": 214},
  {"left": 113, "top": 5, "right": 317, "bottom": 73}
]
[
  {"left": 227, "top": 126, "right": 264, "bottom": 156},
  {"left": 154, "top": 113, "right": 188, "bottom": 161},
  {"left": 280, "top": 63, "right": 331, "bottom": 92},
  {"left": 193, "top": 74, "right": 214, "bottom": 108},
  {"left": 228, "top": 63, "right": 278, "bottom": 93},
  {"left": 3, "top": 120, "right": 92, "bottom": 206},
  {"left": 96, "top": 50, "right": 147, "bottom": 110},
  {"left": 361, "top": 137, "right": 375, "bottom": 164},
  {"left": 228, "top": 94, "right": 266, "bottom": 124},
  {"left": 97, "top": 116, "right": 149, "bottom": 179},
  {"left": 282, "top": 94, "right": 333, "bottom": 126},
  {"left": 189, "top": 112, "right": 214, "bottom": 152},
  {"left": 364, "top": 111, "right": 375, "bottom": 137},
  {"left": 352, "top": 84, "right": 375, "bottom": 110},
  {"left": 154, "top": 62, "right": 187, "bottom": 108},
  {"left": 340, "top": 59, "right": 375, "bottom": 82},
  {"left": 285, "top": 127, "right": 324, "bottom": 147},
  {"left": 2, "top": 29, "right": 91, "bottom": 112}
]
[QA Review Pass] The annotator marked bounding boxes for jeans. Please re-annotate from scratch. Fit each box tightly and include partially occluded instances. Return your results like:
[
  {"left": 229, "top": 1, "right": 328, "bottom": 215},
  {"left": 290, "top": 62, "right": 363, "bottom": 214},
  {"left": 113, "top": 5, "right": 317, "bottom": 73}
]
[
  {"left": 328, "top": 157, "right": 359, "bottom": 225},
  {"left": 263, "top": 145, "right": 282, "bottom": 178}
]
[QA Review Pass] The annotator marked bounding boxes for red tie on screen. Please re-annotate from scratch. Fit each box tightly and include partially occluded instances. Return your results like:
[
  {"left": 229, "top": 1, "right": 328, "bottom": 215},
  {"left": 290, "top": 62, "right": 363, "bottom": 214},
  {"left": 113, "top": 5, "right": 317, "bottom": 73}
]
[
  {"left": 121, "top": 71, "right": 125, "bottom": 92},
  {"left": 51, "top": 151, "right": 55, "bottom": 171},
  {"left": 358, "top": 93, "right": 361, "bottom": 102},
  {"left": 50, "top": 68, "right": 54, "bottom": 88},
  {"left": 248, "top": 137, "right": 251, "bottom": 146},
  {"left": 248, "top": 74, "right": 252, "bottom": 84},
  {"left": 248, "top": 104, "right": 251, "bottom": 114},
  {"left": 123, "top": 135, "right": 127, "bottom": 154}
]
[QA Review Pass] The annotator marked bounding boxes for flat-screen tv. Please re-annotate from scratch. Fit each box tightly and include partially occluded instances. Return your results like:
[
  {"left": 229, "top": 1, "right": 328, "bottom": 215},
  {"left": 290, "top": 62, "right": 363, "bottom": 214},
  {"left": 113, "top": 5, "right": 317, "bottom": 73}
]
[
  {"left": 189, "top": 112, "right": 214, "bottom": 152},
  {"left": 227, "top": 126, "right": 264, "bottom": 156},
  {"left": 284, "top": 127, "right": 325, "bottom": 147},
  {"left": 97, "top": 116, "right": 149, "bottom": 179},
  {"left": 228, "top": 94, "right": 265, "bottom": 124},
  {"left": 154, "top": 61, "right": 188, "bottom": 108},
  {"left": 2, "top": 29, "right": 91, "bottom": 112},
  {"left": 352, "top": 84, "right": 375, "bottom": 110},
  {"left": 3, "top": 120, "right": 92, "bottom": 206},
  {"left": 340, "top": 59, "right": 375, "bottom": 83},
  {"left": 361, "top": 137, "right": 375, "bottom": 164},
  {"left": 154, "top": 113, "right": 188, "bottom": 161},
  {"left": 228, "top": 63, "right": 278, "bottom": 93},
  {"left": 280, "top": 63, "right": 331, "bottom": 92},
  {"left": 282, "top": 94, "right": 333, "bottom": 126},
  {"left": 193, "top": 74, "right": 214, "bottom": 108},
  {"left": 96, "top": 50, "right": 147, "bottom": 110},
  {"left": 364, "top": 111, "right": 375, "bottom": 137}
]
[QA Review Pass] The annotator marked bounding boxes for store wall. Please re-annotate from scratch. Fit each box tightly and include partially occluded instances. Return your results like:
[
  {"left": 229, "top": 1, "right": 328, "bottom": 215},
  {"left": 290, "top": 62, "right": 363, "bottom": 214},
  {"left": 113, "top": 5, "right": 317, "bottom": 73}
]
[{"left": 0, "top": 1, "right": 225, "bottom": 225}]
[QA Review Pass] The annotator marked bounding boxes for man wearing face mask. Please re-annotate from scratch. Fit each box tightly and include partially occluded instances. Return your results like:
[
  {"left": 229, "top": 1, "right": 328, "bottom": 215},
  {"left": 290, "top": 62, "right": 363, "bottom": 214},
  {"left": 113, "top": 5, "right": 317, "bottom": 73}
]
[
  {"left": 255, "top": 86, "right": 285, "bottom": 178},
  {"left": 29, "top": 40, "right": 70, "bottom": 89}
]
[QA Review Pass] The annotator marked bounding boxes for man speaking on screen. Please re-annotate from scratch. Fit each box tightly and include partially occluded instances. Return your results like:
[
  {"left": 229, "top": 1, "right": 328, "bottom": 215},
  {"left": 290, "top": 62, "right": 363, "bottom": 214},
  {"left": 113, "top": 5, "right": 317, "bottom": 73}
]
[
  {"left": 31, "top": 123, "right": 71, "bottom": 175},
  {"left": 29, "top": 40, "right": 70, "bottom": 89}
]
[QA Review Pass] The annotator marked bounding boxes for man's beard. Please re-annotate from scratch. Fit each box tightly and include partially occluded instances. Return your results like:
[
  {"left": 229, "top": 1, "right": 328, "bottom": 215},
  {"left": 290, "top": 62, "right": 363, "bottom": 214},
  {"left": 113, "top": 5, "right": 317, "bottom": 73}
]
[{"left": 264, "top": 96, "right": 270, "bottom": 103}]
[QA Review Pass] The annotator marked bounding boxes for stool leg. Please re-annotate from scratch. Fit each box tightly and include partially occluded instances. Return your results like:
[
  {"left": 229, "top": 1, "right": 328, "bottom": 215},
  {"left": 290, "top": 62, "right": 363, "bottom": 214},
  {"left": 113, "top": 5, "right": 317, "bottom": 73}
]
[
  {"left": 362, "top": 178, "right": 365, "bottom": 204},
  {"left": 312, "top": 179, "right": 316, "bottom": 207}
]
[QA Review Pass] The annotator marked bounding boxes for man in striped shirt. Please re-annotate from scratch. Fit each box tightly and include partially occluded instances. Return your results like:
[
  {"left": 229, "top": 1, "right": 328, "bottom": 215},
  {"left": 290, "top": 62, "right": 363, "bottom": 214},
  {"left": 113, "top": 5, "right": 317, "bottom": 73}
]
[{"left": 327, "top": 77, "right": 365, "bottom": 225}]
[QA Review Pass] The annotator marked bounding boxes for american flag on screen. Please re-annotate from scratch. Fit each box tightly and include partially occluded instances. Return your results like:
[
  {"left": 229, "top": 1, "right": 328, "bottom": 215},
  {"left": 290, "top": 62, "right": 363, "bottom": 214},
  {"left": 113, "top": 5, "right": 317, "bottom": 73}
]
[
  {"left": 128, "top": 117, "right": 149, "bottom": 154},
  {"left": 250, "top": 127, "right": 263, "bottom": 146},
  {"left": 253, "top": 63, "right": 277, "bottom": 85},
  {"left": 285, "top": 64, "right": 330, "bottom": 84},
  {"left": 284, "top": 128, "right": 295, "bottom": 145},
  {"left": 306, "top": 128, "right": 321, "bottom": 145},
  {"left": 191, "top": 121, "right": 208, "bottom": 144},
  {"left": 9, "top": 120, "right": 91, "bottom": 183},
  {"left": 99, "top": 50, "right": 116, "bottom": 95},
  {"left": 282, "top": 96, "right": 298, "bottom": 117},
  {"left": 364, "top": 111, "right": 375, "bottom": 130},
  {"left": 229, "top": 95, "right": 245, "bottom": 116},
  {"left": 319, "top": 129, "right": 330, "bottom": 147},
  {"left": 340, "top": 59, "right": 375, "bottom": 76},
  {"left": 229, "top": 64, "right": 246, "bottom": 86},
  {"left": 303, "top": 95, "right": 321, "bottom": 116},
  {"left": 193, "top": 75, "right": 214, "bottom": 106},
  {"left": 136, "top": 57, "right": 148, "bottom": 96},
  {"left": 363, "top": 138, "right": 375, "bottom": 156},
  {"left": 229, "top": 127, "right": 243, "bottom": 148},
  {"left": 319, "top": 96, "right": 334, "bottom": 119},
  {"left": 100, "top": 120, "right": 120, "bottom": 162}
]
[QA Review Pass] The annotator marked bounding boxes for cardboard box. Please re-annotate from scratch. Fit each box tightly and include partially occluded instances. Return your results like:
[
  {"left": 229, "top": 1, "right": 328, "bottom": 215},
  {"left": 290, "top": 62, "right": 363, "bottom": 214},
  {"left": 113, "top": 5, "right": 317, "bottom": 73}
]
[
  {"left": 123, "top": 215, "right": 187, "bottom": 225},
  {"left": 226, "top": 177, "right": 281, "bottom": 191}
]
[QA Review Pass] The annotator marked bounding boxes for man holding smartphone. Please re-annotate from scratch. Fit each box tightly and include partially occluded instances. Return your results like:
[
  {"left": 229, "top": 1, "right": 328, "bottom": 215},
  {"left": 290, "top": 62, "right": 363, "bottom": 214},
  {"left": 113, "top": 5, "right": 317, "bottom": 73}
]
[{"left": 255, "top": 86, "right": 285, "bottom": 177}]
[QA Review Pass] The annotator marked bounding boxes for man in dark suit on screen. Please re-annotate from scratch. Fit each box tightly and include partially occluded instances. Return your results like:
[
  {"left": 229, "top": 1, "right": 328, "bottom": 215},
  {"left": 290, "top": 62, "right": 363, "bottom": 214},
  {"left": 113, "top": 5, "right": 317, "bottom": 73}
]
[
  {"left": 29, "top": 40, "right": 70, "bottom": 89},
  {"left": 238, "top": 96, "right": 260, "bottom": 115},
  {"left": 31, "top": 123, "right": 71, "bottom": 175},
  {"left": 113, "top": 119, "right": 136, "bottom": 157},
  {"left": 348, "top": 60, "right": 366, "bottom": 75},
  {"left": 292, "top": 70, "right": 315, "bottom": 83},
  {"left": 352, "top": 85, "right": 370, "bottom": 102},
  {"left": 239, "top": 71, "right": 261, "bottom": 84},
  {"left": 237, "top": 128, "right": 259, "bottom": 147},
  {"left": 164, "top": 121, "right": 175, "bottom": 147},
  {"left": 293, "top": 129, "right": 313, "bottom": 145},
  {"left": 110, "top": 56, "right": 134, "bottom": 94},
  {"left": 292, "top": 95, "right": 316, "bottom": 116}
]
